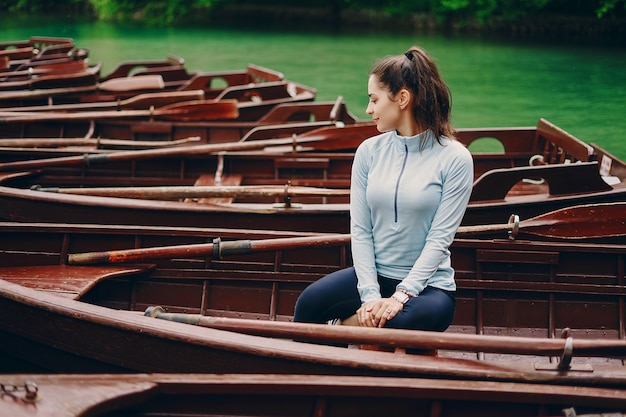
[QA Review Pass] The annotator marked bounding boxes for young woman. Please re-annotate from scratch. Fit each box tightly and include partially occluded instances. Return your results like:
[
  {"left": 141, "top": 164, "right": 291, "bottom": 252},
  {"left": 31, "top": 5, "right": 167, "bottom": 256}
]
[{"left": 293, "top": 46, "right": 474, "bottom": 331}]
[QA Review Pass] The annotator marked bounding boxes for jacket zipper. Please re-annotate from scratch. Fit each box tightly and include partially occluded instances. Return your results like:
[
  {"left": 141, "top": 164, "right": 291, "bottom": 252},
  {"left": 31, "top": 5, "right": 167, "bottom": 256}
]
[{"left": 393, "top": 143, "right": 409, "bottom": 223}]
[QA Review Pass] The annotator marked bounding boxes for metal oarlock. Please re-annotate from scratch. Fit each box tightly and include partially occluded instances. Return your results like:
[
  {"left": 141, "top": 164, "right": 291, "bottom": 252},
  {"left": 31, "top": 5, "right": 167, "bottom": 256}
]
[{"left": 507, "top": 214, "right": 519, "bottom": 240}]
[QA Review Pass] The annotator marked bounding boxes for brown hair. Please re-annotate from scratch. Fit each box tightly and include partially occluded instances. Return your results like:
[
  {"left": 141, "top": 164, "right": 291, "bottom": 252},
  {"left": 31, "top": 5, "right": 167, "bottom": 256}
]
[{"left": 370, "top": 46, "right": 455, "bottom": 140}]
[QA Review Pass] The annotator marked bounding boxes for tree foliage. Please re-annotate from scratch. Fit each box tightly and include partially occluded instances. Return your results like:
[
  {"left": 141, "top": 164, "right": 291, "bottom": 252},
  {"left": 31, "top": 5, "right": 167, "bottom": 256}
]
[
  {"left": 88, "top": 0, "right": 215, "bottom": 24},
  {"left": 0, "top": 0, "right": 93, "bottom": 14},
  {"left": 596, "top": 0, "right": 626, "bottom": 16},
  {"left": 1, "top": 0, "right": 623, "bottom": 25}
]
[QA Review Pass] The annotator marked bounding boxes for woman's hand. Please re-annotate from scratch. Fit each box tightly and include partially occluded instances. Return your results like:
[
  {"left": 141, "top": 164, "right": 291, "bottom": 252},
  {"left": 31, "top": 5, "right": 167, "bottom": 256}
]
[{"left": 356, "top": 298, "right": 403, "bottom": 328}]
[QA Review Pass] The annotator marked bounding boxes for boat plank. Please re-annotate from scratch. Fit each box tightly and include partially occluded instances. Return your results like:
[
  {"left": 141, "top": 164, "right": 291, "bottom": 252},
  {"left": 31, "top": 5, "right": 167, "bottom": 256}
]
[
  {"left": 0, "top": 264, "right": 154, "bottom": 299},
  {"left": 3, "top": 373, "right": 626, "bottom": 417}
]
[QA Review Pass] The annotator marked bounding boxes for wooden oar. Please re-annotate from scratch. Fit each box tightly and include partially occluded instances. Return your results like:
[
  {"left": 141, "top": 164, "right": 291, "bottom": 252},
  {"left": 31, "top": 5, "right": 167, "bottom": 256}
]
[
  {"left": 255, "top": 122, "right": 376, "bottom": 152},
  {"left": 0, "top": 99, "right": 239, "bottom": 122},
  {"left": 143, "top": 306, "right": 626, "bottom": 359},
  {"left": 35, "top": 184, "right": 350, "bottom": 200},
  {"left": 0, "top": 135, "right": 334, "bottom": 172},
  {"left": 458, "top": 202, "right": 626, "bottom": 240},
  {"left": 68, "top": 233, "right": 350, "bottom": 265},
  {"left": 66, "top": 203, "right": 626, "bottom": 265},
  {"left": 0, "top": 59, "right": 87, "bottom": 80},
  {"left": 0, "top": 74, "right": 166, "bottom": 100},
  {"left": 0, "top": 136, "right": 201, "bottom": 149},
  {"left": 0, "top": 89, "right": 206, "bottom": 112}
]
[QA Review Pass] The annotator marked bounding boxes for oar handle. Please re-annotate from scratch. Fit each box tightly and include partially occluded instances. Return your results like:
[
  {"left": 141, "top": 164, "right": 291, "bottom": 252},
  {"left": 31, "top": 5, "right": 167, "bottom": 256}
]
[
  {"left": 0, "top": 89, "right": 206, "bottom": 112},
  {"left": 67, "top": 234, "right": 351, "bottom": 265},
  {"left": 65, "top": 200, "right": 626, "bottom": 265},
  {"left": 0, "top": 99, "right": 239, "bottom": 122},
  {"left": 68, "top": 241, "right": 218, "bottom": 265},
  {"left": 35, "top": 184, "right": 351, "bottom": 199},
  {"left": 0, "top": 136, "right": 201, "bottom": 150},
  {"left": 0, "top": 135, "right": 330, "bottom": 172},
  {"left": 457, "top": 215, "right": 518, "bottom": 237},
  {"left": 143, "top": 307, "right": 626, "bottom": 359},
  {"left": 0, "top": 75, "right": 166, "bottom": 100}
]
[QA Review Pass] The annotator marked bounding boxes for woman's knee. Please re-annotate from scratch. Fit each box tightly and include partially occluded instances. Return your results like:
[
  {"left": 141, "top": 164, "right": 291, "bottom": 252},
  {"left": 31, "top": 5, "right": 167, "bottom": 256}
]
[
  {"left": 387, "top": 288, "right": 455, "bottom": 331},
  {"left": 294, "top": 267, "right": 358, "bottom": 323},
  {"left": 293, "top": 284, "right": 323, "bottom": 322}
]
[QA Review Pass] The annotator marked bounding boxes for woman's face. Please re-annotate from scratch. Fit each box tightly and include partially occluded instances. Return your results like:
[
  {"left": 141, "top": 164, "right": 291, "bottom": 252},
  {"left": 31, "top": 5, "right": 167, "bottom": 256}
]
[{"left": 366, "top": 74, "right": 401, "bottom": 133}]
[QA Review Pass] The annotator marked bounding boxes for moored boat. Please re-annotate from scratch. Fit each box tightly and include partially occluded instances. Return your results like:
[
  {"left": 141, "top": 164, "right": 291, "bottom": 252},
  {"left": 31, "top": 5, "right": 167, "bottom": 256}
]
[
  {"left": 4, "top": 62, "right": 282, "bottom": 102},
  {"left": 0, "top": 119, "right": 623, "bottom": 231},
  {"left": 0, "top": 36, "right": 87, "bottom": 73},
  {"left": 0, "top": 220, "right": 624, "bottom": 382},
  {"left": 0, "top": 62, "right": 103, "bottom": 91},
  {"left": 0, "top": 95, "right": 356, "bottom": 144},
  {"left": 0, "top": 62, "right": 317, "bottom": 122},
  {"left": 2, "top": 373, "right": 626, "bottom": 417}
]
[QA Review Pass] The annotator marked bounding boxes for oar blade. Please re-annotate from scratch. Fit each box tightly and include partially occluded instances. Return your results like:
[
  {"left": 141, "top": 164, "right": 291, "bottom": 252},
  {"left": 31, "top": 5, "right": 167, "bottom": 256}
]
[
  {"left": 99, "top": 74, "right": 165, "bottom": 92},
  {"left": 0, "top": 99, "right": 240, "bottom": 123},
  {"left": 122, "top": 89, "right": 205, "bottom": 109},
  {"left": 159, "top": 99, "right": 239, "bottom": 121},
  {"left": 521, "top": 202, "right": 626, "bottom": 239}
]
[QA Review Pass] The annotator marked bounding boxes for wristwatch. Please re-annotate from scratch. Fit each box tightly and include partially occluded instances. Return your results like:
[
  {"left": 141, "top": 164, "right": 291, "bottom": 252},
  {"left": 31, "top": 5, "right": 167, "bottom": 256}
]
[{"left": 391, "top": 290, "right": 411, "bottom": 304}]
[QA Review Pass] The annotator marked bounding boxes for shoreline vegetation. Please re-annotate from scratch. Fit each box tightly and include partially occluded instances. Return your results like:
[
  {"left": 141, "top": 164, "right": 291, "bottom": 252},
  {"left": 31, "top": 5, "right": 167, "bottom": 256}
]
[
  {"left": 1, "top": 0, "right": 625, "bottom": 44},
  {"left": 209, "top": 4, "right": 626, "bottom": 43}
]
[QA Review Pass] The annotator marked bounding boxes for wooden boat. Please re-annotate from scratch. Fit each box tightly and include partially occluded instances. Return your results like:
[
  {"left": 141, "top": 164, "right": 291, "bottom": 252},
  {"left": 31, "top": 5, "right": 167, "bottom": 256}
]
[
  {"left": 0, "top": 95, "right": 358, "bottom": 145},
  {"left": 0, "top": 119, "right": 623, "bottom": 232},
  {"left": 0, "top": 81, "right": 316, "bottom": 122},
  {"left": 0, "top": 116, "right": 598, "bottom": 178},
  {"left": 0, "top": 58, "right": 93, "bottom": 82},
  {"left": 0, "top": 36, "right": 87, "bottom": 72},
  {"left": 0, "top": 61, "right": 278, "bottom": 108},
  {"left": 0, "top": 65, "right": 316, "bottom": 121},
  {"left": 0, "top": 39, "right": 306, "bottom": 117},
  {"left": 0, "top": 52, "right": 184, "bottom": 105},
  {"left": 0, "top": 62, "right": 285, "bottom": 106},
  {"left": 0, "top": 61, "right": 102, "bottom": 91},
  {"left": 0, "top": 220, "right": 625, "bottom": 383},
  {"left": 0, "top": 54, "right": 186, "bottom": 95},
  {"left": 0, "top": 38, "right": 95, "bottom": 99},
  {"left": 3, "top": 373, "right": 626, "bottom": 417}
]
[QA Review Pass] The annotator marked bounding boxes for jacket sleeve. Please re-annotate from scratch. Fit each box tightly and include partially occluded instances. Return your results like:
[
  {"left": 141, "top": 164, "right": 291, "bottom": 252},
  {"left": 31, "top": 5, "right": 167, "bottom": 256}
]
[
  {"left": 350, "top": 142, "right": 381, "bottom": 303},
  {"left": 398, "top": 144, "right": 474, "bottom": 296}
]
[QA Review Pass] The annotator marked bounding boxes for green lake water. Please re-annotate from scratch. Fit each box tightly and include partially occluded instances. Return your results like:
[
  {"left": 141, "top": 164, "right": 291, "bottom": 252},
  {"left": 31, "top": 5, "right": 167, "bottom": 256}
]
[{"left": 2, "top": 19, "right": 626, "bottom": 159}]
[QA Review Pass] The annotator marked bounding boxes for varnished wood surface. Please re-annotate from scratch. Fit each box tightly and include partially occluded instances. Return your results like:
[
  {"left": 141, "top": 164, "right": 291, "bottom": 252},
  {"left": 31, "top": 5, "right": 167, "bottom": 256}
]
[{"left": 2, "top": 373, "right": 626, "bottom": 417}]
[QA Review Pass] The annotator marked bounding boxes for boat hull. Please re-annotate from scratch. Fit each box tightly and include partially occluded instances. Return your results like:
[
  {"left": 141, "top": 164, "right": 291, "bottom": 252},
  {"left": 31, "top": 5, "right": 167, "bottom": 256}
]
[
  {"left": 0, "top": 222, "right": 624, "bottom": 382},
  {"left": 1, "top": 374, "right": 625, "bottom": 417},
  {"left": 3, "top": 373, "right": 626, "bottom": 417}
]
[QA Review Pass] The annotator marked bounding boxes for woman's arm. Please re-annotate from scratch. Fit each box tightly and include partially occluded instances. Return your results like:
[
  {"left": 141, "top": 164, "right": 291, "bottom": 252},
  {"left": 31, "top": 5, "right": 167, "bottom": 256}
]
[
  {"left": 350, "top": 142, "right": 381, "bottom": 303},
  {"left": 398, "top": 144, "right": 474, "bottom": 296}
]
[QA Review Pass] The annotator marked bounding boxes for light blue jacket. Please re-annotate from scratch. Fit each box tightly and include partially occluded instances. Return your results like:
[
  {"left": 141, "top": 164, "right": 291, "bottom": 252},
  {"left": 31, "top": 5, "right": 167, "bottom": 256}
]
[{"left": 350, "top": 129, "right": 474, "bottom": 303}]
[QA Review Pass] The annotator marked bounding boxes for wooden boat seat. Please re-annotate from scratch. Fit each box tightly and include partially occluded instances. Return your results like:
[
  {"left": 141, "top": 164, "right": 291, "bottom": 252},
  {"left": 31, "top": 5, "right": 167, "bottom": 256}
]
[
  {"left": 533, "top": 118, "right": 594, "bottom": 164},
  {"left": 99, "top": 58, "right": 185, "bottom": 81},
  {"left": 257, "top": 96, "right": 353, "bottom": 124},
  {"left": 274, "top": 157, "right": 330, "bottom": 171},
  {"left": 0, "top": 46, "right": 34, "bottom": 61},
  {"left": 188, "top": 173, "right": 243, "bottom": 204},
  {"left": 239, "top": 121, "right": 336, "bottom": 142},
  {"left": 246, "top": 63, "right": 285, "bottom": 83},
  {"left": 134, "top": 66, "right": 194, "bottom": 83},
  {"left": 470, "top": 162, "right": 612, "bottom": 202},
  {"left": 0, "top": 264, "right": 155, "bottom": 300},
  {"left": 214, "top": 81, "right": 291, "bottom": 102},
  {"left": 178, "top": 71, "right": 249, "bottom": 92}
]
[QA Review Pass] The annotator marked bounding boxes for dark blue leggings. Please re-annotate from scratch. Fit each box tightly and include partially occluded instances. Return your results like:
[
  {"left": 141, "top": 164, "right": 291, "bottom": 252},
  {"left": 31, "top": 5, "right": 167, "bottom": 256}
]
[{"left": 294, "top": 267, "right": 455, "bottom": 331}]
